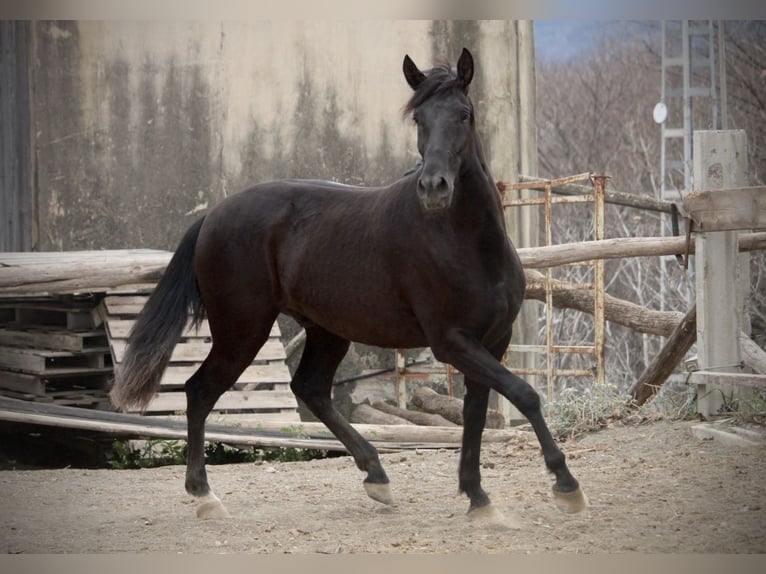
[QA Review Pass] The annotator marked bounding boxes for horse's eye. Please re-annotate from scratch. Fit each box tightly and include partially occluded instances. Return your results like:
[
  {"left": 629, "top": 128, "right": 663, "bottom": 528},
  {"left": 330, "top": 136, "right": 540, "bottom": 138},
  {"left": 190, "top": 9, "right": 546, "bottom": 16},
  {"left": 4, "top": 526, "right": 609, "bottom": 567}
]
[
  {"left": 460, "top": 110, "right": 471, "bottom": 123},
  {"left": 412, "top": 114, "right": 420, "bottom": 125}
]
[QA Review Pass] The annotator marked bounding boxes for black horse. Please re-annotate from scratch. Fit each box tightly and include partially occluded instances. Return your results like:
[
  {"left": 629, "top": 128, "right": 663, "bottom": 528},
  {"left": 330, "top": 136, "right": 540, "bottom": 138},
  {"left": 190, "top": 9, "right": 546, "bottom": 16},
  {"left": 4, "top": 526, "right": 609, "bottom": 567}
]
[{"left": 111, "top": 48, "right": 587, "bottom": 520}]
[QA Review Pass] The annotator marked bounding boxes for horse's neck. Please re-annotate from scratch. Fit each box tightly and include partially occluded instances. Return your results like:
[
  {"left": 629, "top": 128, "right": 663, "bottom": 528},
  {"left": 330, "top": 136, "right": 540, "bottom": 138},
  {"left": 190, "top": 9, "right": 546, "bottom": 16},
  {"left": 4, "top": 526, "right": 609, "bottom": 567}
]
[
  {"left": 472, "top": 129, "right": 497, "bottom": 192},
  {"left": 454, "top": 133, "right": 505, "bottom": 225}
]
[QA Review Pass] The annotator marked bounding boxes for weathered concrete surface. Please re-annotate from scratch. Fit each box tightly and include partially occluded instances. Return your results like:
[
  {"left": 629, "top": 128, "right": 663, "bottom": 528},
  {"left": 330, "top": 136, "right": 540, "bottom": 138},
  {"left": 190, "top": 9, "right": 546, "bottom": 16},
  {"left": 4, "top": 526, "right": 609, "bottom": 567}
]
[
  {"left": 32, "top": 21, "right": 420, "bottom": 250},
  {"left": 30, "top": 20, "right": 525, "bottom": 253}
]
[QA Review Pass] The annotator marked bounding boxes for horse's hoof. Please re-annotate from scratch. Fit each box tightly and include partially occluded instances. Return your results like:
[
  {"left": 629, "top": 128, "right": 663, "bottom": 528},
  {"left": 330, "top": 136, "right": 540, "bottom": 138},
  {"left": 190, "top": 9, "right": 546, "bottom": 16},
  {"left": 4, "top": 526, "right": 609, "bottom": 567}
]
[
  {"left": 364, "top": 482, "right": 394, "bottom": 505},
  {"left": 467, "top": 504, "right": 521, "bottom": 530},
  {"left": 196, "top": 493, "right": 231, "bottom": 519},
  {"left": 553, "top": 486, "right": 588, "bottom": 514}
]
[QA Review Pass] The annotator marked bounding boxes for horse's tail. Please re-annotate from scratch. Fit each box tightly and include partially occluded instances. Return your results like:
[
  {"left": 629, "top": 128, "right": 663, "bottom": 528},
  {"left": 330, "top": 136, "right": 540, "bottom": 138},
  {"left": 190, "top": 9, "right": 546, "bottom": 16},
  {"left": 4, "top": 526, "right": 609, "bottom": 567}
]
[{"left": 110, "top": 217, "right": 207, "bottom": 412}]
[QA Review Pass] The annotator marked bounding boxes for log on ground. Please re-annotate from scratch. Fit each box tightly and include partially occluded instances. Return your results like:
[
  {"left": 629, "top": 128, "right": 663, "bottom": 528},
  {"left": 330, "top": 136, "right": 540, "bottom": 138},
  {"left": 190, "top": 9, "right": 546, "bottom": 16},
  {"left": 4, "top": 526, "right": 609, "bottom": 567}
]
[
  {"left": 200, "top": 416, "right": 530, "bottom": 445},
  {"left": 350, "top": 403, "right": 414, "bottom": 426},
  {"left": 411, "top": 387, "right": 506, "bottom": 429},
  {"left": 370, "top": 400, "right": 458, "bottom": 426}
]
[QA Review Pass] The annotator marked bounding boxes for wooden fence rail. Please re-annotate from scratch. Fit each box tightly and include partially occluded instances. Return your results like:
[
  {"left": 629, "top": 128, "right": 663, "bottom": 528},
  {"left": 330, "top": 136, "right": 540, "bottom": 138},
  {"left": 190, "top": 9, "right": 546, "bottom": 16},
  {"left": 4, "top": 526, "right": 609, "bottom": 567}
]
[{"left": 2, "top": 233, "right": 765, "bottom": 297}]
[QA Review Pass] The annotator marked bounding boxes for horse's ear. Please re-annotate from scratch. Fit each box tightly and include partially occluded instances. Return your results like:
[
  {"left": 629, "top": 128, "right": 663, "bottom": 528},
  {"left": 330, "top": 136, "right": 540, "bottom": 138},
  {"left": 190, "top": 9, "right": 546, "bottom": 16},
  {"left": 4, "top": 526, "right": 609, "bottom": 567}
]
[
  {"left": 456, "top": 48, "right": 474, "bottom": 88},
  {"left": 403, "top": 54, "right": 426, "bottom": 90}
]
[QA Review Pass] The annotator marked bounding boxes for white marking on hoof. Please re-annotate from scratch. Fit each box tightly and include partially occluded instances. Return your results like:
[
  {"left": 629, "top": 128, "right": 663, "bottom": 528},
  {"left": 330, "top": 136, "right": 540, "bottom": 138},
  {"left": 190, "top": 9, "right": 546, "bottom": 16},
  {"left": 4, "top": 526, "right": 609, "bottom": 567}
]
[
  {"left": 553, "top": 486, "right": 588, "bottom": 514},
  {"left": 364, "top": 482, "right": 394, "bottom": 505},
  {"left": 196, "top": 492, "right": 231, "bottom": 519},
  {"left": 467, "top": 504, "right": 522, "bottom": 530}
]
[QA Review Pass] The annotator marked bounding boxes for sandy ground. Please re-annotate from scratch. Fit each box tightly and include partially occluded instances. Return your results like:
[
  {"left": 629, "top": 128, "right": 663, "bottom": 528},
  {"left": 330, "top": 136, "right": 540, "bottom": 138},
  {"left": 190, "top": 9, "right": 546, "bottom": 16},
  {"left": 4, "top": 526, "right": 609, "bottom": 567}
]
[{"left": 1, "top": 419, "right": 765, "bottom": 554}]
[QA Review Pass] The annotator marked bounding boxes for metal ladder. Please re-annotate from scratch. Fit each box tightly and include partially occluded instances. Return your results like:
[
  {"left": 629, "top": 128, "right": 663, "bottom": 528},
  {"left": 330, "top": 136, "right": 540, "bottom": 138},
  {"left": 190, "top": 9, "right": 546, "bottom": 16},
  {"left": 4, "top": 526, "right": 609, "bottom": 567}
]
[{"left": 659, "top": 20, "right": 727, "bottom": 202}]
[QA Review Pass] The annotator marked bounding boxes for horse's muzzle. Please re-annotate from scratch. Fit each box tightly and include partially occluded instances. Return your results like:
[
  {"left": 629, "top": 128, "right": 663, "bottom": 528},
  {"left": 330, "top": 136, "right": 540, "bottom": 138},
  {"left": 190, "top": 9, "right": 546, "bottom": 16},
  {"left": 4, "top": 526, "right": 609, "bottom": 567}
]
[{"left": 417, "top": 174, "right": 454, "bottom": 210}]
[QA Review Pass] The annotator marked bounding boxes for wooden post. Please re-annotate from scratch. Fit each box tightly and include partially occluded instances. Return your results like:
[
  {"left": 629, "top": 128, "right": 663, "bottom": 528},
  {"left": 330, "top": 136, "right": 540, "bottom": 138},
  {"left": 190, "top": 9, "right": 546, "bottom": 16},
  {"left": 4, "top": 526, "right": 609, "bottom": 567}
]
[
  {"left": 395, "top": 349, "right": 406, "bottom": 408},
  {"left": 693, "top": 130, "right": 748, "bottom": 417}
]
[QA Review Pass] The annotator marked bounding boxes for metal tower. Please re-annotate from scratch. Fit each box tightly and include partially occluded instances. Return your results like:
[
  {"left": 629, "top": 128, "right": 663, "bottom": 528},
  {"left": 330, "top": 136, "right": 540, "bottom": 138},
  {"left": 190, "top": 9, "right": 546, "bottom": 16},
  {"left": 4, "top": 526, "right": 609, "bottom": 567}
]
[{"left": 657, "top": 20, "right": 728, "bottom": 201}]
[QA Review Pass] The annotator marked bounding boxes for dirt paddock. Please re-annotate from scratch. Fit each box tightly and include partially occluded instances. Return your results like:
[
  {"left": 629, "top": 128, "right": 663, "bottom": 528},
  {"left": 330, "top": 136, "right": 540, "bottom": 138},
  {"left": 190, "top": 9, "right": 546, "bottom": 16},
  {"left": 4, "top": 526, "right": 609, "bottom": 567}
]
[{"left": 1, "top": 419, "right": 764, "bottom": 554}]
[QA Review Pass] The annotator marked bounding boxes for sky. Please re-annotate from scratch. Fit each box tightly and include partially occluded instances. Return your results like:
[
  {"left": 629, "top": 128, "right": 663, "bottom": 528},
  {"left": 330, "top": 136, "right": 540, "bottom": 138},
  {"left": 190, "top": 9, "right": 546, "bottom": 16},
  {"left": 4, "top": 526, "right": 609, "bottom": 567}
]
[{"left": 533, "top": 20, "right": 608, "bottom": 62}]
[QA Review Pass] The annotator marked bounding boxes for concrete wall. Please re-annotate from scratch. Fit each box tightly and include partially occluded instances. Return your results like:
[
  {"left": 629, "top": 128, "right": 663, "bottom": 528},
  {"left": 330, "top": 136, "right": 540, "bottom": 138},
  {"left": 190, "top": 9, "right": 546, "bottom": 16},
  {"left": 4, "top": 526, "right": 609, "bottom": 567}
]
[
  {"left": 27, "top": 20, "right": 525, "bottom": 251},
  {"left": 31, "top": 21, "right": 412, "bottom": 249}
]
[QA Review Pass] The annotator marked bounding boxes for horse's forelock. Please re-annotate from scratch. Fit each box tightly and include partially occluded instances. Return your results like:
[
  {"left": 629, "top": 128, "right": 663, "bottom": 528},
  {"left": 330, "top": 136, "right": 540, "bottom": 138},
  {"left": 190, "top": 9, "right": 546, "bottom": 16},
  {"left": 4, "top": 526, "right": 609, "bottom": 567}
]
[{"left": 402, "top": 63, "right": 465, "bottom": 117}]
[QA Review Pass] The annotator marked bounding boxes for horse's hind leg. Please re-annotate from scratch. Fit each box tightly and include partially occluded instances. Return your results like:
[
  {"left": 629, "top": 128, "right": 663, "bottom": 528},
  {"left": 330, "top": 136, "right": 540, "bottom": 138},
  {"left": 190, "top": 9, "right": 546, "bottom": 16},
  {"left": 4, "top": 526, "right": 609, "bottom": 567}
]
[
  {"left": 184, "top": 314, "right": 277, "bottom": 519},
  {"left": 290, "top": 326, "right": 393, "bottom": 505}
]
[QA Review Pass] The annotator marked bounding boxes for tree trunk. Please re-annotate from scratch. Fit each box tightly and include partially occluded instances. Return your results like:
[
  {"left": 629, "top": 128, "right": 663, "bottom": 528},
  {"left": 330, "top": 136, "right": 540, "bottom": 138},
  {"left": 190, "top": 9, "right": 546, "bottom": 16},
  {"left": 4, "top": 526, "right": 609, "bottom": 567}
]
[
  {"left": 412, "top": 387, "right": 464, "bottom": 425},
  {"left": 411, "top": 387, "right": 506, "bottom": 429},
  {"left": 350, "top": 403, "right": 414, "bottom": 426},
  {"left": 370, "top": 401, "right": 458, "bottom": 426}
]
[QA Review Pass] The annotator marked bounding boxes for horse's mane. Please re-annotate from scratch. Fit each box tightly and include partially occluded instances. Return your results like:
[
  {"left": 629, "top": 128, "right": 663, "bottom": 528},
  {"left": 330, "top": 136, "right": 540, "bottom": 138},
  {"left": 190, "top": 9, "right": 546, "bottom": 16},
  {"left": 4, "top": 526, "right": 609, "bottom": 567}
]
[{"left": 402, "top": 62, "right": 469, "bottom": 117}]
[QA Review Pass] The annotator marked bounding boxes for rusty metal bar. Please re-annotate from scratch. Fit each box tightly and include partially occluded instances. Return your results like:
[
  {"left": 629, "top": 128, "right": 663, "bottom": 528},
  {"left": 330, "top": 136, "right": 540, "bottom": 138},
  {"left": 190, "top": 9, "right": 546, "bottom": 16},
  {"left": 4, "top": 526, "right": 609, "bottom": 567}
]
[
  {"left": 515, "top": 369, "right": 595, "bottom": 378},
  {"left": 546, "top": 282, "right": 597, "bottom": 291},
  {"left": 544, "top": 182, "right": 555, "bottom": 407}
]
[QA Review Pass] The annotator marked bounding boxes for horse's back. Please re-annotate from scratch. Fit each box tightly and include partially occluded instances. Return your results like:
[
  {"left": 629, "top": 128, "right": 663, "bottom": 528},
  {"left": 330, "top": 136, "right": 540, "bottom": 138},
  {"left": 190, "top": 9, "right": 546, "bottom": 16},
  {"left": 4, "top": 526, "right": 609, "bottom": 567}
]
[{"left": 193, "top": 177, "right": 426, "bottom": 343}]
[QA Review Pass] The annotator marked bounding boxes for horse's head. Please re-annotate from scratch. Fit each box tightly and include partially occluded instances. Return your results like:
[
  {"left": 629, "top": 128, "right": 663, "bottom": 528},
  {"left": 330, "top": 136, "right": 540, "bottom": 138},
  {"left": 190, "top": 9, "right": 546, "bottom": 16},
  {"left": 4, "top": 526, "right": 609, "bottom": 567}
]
[{"left": 403, "top": 48, "right": 475, "bottom": 211}]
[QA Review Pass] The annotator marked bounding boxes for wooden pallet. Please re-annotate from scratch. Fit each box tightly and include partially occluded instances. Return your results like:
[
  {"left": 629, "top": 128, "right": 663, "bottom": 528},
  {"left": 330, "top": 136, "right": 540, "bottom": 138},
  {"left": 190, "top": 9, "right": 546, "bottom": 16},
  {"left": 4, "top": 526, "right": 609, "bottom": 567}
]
[
  {"left": 0, "top": 295, "right": 102, "bottom": 330},
  {"left": 0, "top": 295, "right": 114, "bottom": 407},
  {"left": 98, "top": 294, "right": 298, "bottom": 421},
  {"left": 0, "top": 276, "right": 299, "bottom": 420}
]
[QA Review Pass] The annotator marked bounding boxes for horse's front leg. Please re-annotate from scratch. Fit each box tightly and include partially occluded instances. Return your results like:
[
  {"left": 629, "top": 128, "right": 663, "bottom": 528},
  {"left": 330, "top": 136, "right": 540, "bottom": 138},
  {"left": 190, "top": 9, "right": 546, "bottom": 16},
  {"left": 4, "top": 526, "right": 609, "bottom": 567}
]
[
  {"left": 458, "top": 379, "right": 493, "bottom": 513},
  {"left": 435, "top": 330, "right": 587, "bottom": 515},
  {"left": 456, "top": 334, "right": 511, "bottom": 521},
  {"left": 290, "top": 326, "right": 394, "bottom": 506}
]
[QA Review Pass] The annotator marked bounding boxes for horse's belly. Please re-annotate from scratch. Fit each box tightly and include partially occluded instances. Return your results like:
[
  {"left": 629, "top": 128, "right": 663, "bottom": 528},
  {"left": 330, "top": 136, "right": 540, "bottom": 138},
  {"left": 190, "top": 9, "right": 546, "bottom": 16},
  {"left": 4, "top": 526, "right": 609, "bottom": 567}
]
[
  {"left": 278, "top": 231, "right": 429, "bottom": 346},
  {"left": 285, "top": 298, "right": 428, "bottom": 348}
]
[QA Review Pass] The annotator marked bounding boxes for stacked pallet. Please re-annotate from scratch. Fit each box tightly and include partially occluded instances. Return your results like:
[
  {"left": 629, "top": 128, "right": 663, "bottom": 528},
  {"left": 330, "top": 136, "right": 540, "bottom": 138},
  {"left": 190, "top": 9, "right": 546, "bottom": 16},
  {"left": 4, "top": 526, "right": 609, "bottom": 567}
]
[
  {"left": 99, "top": 294, "right": 299, "bottom": 422},
  {"left": 0, "top": 295, "right": 113, "bottom": 408},
  {"left": 0, "top": 250, "right": 300, "bottom": 423}
]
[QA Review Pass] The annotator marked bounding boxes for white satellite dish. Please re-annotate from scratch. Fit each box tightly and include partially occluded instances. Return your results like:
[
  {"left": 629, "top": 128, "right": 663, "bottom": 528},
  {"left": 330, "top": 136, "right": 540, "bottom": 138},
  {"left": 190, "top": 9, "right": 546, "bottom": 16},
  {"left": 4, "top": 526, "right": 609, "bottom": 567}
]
[{"left": 653, "top": 102, "right": 668, "bottom": 124}]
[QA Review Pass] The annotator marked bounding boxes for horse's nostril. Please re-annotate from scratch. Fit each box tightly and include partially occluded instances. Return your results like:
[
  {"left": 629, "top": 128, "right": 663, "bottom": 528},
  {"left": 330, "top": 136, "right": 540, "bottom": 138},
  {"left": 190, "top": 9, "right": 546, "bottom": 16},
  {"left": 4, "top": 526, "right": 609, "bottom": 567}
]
[{"left": 420, "top": 174, "right": 449, "bottom": 192}]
